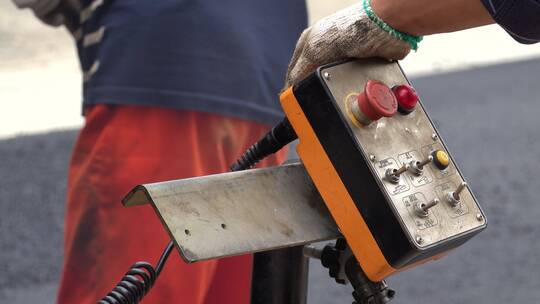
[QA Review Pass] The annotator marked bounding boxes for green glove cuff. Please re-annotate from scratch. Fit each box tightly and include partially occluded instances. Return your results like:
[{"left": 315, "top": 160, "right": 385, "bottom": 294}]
[{"left": 363, "top": 0, "right": 423, "bottom": 51}]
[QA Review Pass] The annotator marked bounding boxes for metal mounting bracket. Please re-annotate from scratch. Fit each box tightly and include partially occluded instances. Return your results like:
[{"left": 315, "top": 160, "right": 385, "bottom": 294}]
[{"left": 122, "top": 161, "right": 340, "bottom": 263}]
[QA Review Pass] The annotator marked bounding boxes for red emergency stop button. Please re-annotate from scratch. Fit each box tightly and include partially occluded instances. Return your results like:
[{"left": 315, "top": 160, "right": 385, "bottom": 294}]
[
  {"left": 392, "top": 84, "right": 419, "bottom": 114},
  {"left": 351, "top": 80, "right": 397, "bottom": 125}
]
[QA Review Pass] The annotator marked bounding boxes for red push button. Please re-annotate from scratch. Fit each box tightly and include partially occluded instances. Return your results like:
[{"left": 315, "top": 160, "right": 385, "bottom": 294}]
[
  {"left": 352, "top": 80, "right": 397, "bottom": 125},
  {"left": 392, "top": 84, "right": 419, "bottom": 114}
]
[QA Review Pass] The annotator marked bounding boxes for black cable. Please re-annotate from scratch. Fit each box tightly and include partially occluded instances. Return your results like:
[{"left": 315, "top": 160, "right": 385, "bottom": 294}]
[
  {"left": 98, "top": 241, "right": 175, "bottom": 304},
  {"left": 230, "top": 118, "right": 297, "bottom": 171},
  {"left": 99, "top": 117, "right": 295, "bottom": 303},
  {"left": 155, "top": 241, "right": 175, "bottom": 276}
]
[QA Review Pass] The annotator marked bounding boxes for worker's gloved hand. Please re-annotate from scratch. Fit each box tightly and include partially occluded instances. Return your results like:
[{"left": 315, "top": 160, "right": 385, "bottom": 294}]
[{"left": 284, "top": 3, "right": 411, "bottom": 89}]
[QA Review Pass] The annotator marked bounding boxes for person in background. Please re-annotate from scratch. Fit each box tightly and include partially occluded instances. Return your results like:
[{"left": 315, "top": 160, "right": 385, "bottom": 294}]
[
  {"left": 13, "top": 0, "right": 539, "bottom": 303},
  {"left": 13, "top": 0, "right": 307, "bottom": 303}
]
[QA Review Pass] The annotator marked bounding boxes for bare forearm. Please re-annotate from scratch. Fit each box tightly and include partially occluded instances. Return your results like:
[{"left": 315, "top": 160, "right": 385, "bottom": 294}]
[{"left": 372, "top": 0, "right": 494, "bottom": 36}]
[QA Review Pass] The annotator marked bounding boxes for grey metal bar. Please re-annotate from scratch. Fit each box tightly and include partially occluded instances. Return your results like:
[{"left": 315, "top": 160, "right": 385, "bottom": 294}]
[{"left": 122, "top": 162, "right": 340, "bottom": 263}]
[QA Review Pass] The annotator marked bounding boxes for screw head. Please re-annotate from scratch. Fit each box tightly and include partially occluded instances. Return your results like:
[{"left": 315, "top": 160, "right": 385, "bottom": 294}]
[
  {"left": 431, "top": 133, "right": 438, "bottom": 141},
  {"left": 323, "top": 72, "right": 330, "bottom": 80},
  {"left": 415, "top": 236, "right": 423, "bottom": 244},
  {"left": 476, "top": 213, "right": 484, "bottom": 221},
  {"left": 369, "top": 154, "right": 376, "bottom": 162}
]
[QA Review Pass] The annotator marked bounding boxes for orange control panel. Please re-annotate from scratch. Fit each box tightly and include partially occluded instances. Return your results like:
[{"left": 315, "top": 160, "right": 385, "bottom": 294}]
[{"left": 280, "top": 59, "right": 487, "bottom": 281}]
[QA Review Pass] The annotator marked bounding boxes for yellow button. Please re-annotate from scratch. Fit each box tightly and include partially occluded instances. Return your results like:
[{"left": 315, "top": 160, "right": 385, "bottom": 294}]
[{"left": 433, "top": 150, "right": 450, "bottom": 170}]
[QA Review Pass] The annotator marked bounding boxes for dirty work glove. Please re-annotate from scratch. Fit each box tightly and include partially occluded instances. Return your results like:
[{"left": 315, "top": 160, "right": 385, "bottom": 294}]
[{"left": 284, "top": 2, "right": 419, "bottom": 88}]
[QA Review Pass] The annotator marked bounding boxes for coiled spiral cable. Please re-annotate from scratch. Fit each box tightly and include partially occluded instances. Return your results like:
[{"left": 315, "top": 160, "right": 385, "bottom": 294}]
[
  {"left": 99, "top": 118, "right": 296, "bottom": 303},
  {"left": 98, "top": 241, "right": 174, "bottom": 304}
]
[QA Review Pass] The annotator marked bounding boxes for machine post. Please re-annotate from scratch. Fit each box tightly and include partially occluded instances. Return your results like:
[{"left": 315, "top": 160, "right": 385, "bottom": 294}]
[{"left": 250, "top": 246, "right": 309, "bottom": 304}]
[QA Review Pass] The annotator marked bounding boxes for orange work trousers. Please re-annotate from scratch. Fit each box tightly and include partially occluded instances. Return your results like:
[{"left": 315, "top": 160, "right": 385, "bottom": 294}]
[{"left": 56, "top": 105, "right": 286, "bottom": 304}]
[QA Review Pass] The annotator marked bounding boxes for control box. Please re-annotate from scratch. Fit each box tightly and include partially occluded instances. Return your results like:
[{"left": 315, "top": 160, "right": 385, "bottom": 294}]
[{"left": 280, "top": 59, "right": 487, "bottom": 282}]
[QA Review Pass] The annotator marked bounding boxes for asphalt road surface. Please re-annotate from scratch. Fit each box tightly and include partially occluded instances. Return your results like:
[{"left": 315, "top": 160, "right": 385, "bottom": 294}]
[{"left": 1, "top": 58, "right": 540, "bottom": 303}]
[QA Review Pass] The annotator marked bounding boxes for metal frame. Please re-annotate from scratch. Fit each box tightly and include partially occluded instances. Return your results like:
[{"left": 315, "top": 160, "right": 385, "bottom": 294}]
[{"left": 122, "top": 162, "right": 340, "bottom": 264}]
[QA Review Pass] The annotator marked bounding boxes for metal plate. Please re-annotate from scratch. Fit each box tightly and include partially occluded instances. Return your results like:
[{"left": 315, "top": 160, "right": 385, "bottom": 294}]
[
  {"left": 321, "top": 59, "right": 486, "bottom": 248},
  {"left": 123, "top": 162, "right": 340, "bottom": 262}
]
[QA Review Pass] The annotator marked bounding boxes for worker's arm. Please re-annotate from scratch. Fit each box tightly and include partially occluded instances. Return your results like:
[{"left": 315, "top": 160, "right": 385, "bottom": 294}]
[
  {"left": 375, "top": 0, "right": 540, "bottom": 44},
  {"left": 285, "top": 0, "right": 540, "bottom": 87},
  {"left": 372, "top": 0, "right": 494, "bottom": 36}
]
